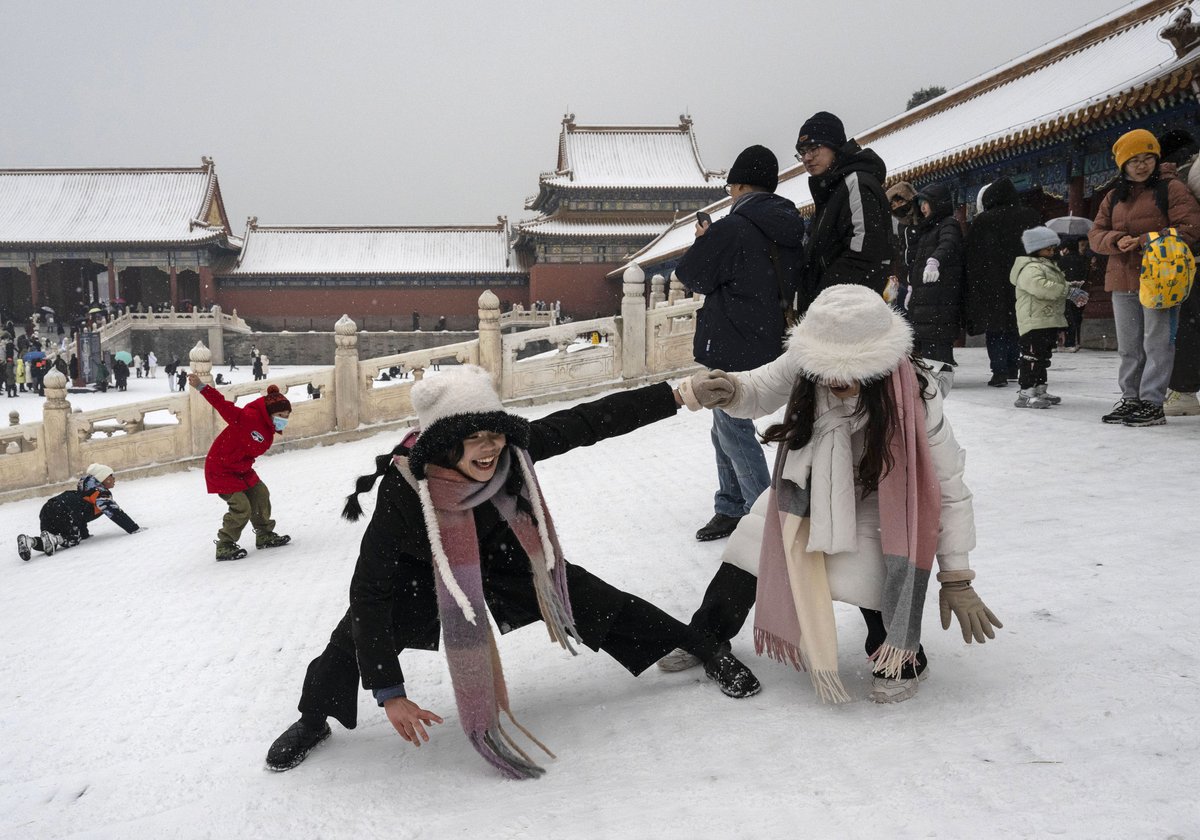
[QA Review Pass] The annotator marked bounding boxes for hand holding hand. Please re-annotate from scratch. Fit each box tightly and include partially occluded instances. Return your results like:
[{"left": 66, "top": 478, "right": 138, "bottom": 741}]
[
  {"left": 922, "top": 258, "right": 940, "bottom": 284},
  {"left": 939, "top": 579, "right": 1003, "bottom": 643},
  {"left": 678, "top": 370, "right": 736, "bottom": 410},
  {"left": 384, "top": 696, "right": 444, "bottom": 747}
]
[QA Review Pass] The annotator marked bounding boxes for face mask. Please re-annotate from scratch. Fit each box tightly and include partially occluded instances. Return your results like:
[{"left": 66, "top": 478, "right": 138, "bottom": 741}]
[{"left": 273, "top": 415, "right": 289, "bottom": 432}]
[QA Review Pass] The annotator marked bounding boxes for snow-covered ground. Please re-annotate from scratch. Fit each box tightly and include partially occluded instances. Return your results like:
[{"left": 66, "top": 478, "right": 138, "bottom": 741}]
[{"left": 0, "top": 348, "right": 1195, "bottom": 839}]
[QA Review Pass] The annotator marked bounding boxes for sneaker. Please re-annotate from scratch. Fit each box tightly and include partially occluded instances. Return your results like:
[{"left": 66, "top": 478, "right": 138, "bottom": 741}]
[
  {"left": 215, "top": 541, "right": 249, "bottom": 561},
  {"left": 1062, "top": 345, "right": 1080, "bottom": 353},
  {"left": 696, "top": 514, "right": 742, "bottom": 542},
  {"left": 1014, "top": 388, "right": 1050, "bottom": 409},
  {"left": 1034, "top": 384, "right": 1062, "bottom": 405},
  {"left": 40, "top": 531, "right": 58, "bottom": 556},
  {"left": 256, "top": 532, "right": 292, "bottom": 550},
  {"left": 266, "top": 718, "right": 331, "bottom": 771},
  {"left": 657, "top": 647, "right": 704, "bottom": 672},
  {"left": 1101, "top": 398, "right": 1141, "bottom": 424},
  {"left": 987, "top": 372, "right": 1008, "bottom": 387},
  {"left": 17, "top": 534, "right": 31, "bottom": 561},
  {"left": 869, "top": 668, "right": 929, "bottom": 704},
  {"left": 1122, "top": 402, "right": 1166, "bottom": 427},
  {"left": 1164, "top": 390, "right": 1200, "bottom": 416},
  {"left": 704, "top": 650, "right": 761, "bottom": 698}
]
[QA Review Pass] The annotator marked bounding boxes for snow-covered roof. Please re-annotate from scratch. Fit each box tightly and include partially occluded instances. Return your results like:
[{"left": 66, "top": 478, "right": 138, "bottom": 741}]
[
  {"left": 0, "top": 159, "right": 233, "bottom": 247},
  {"left": 619, "top": 0, "right": 1197, "bottom": 273},
  {"left": 513, "top": 216, "right": 671, "bottom": 238},
  {"left": 525, "top": 115, "right": 724, "bottom": 212},
  {"left": 224, "top": 222, "right": 524, "bottom": 276},
  {"left": 858, "top": 0, "right": 1200, "bottom": 184}
]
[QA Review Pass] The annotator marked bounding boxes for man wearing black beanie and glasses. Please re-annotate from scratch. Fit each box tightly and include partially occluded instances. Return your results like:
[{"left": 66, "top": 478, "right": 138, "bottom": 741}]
[
  {"left": 675, "top": 145, "right": 804, "bottom": 543},
  {"left": 795, "top": 111, "right": 891, "bottom": 310}
]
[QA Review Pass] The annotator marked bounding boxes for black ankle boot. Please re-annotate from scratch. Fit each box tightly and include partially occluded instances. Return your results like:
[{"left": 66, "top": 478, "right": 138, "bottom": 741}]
[{"left": 266, "top": 717, "right": 331, "bottom": 771}]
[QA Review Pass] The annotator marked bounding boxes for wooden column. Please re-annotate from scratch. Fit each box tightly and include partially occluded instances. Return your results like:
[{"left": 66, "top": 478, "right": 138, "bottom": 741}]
[
  {"left": 1068, "top": 174, "right": 1086, "bottom": 216},
  {"left": 198, "top": 265, "right": 215, "bottom": 308},
  {"left": 29, "top": 261, "right": 39, "bottom": 308},
  {"left": 169, "top": 264, "right": 179, "bottom": 309},
  {"left": 107, "top": 260, "right": 117, "bottom": 301}
]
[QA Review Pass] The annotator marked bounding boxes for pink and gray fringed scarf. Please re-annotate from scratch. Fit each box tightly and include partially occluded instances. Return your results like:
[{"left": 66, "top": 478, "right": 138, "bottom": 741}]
[
  {"left": 753, "top": 359, "right": 941, "bottom": 702},
  {"left": 395, "top": 446, "right": 577, "bottom": 779}
]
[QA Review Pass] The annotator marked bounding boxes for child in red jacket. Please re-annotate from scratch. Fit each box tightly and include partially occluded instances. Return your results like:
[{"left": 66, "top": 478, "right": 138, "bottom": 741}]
[{"left": 188, "top": 373, "right": 292, "bottom": 561}]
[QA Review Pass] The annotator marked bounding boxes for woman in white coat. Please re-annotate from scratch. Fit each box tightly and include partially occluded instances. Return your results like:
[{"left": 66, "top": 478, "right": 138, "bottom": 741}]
[{"left": 667, "top": 284, "right": 1001, "bottom": 703}]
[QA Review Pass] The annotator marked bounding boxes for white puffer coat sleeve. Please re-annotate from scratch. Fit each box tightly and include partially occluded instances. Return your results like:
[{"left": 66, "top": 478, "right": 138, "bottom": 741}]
[{"left": 718, "top": 366, "right": 976, "bottom": 575}]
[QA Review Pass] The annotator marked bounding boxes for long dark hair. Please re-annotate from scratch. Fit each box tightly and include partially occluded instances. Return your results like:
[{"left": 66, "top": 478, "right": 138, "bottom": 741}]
[{"left": 760, "top": 359, "right": 930, "bottom": 497}]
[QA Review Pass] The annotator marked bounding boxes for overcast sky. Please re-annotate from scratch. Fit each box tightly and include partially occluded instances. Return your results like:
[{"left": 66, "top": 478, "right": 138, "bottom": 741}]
[{"left": 2, "top": 0, "right": 1133, "bottom": 231}]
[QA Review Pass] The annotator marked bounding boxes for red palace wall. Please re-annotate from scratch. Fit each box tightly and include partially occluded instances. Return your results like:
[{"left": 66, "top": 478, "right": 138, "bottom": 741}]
[
  {"left": 529, "top": 262, "right": 624, "bottom": 320},
  {"left": 215, "top": 286, "right": 527, "bottom": 331}
]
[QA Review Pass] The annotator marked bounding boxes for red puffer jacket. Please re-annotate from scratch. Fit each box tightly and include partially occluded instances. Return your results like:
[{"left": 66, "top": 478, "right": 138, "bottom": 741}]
[{"left": 200, "top": 385, "right": 277, "bottom": 494}]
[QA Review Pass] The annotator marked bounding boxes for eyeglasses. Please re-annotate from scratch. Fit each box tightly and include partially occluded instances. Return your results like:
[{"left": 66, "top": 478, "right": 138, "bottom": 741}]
[{"left": 794, "top": 144, "right": 822, "bottom": 163}]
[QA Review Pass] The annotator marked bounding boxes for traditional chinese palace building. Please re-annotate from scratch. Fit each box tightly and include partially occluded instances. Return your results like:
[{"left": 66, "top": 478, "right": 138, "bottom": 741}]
[
  {"left": 514, "top": 114, "right": 726, "bottom": 318},
  {"left": 0, "top": 159, "right": 239, "bottom": 320},
  {"left": 214, "top": 219, "right": 526, "bottom": 330},
  {"left": 624, "top": 0, "right": 1200, "bottom": 326}
]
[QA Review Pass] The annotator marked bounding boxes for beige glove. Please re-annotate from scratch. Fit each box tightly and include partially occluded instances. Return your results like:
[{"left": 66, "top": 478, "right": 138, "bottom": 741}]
[
  {"left": 937, "top": 570, "right": 1002, "bottom": 644},
  {"left": 677, "top": 370, "right": 736, "bottom": 411}
]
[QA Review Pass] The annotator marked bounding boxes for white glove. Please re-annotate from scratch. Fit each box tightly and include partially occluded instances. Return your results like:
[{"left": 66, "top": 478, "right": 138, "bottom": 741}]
[{"left": 922, "top": 258, "right": 940, "bottom": 284}]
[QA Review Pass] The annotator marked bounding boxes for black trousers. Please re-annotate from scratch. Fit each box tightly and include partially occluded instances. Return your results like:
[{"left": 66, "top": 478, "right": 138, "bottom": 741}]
[
  {"left": 1062, "top": 301, "right": 1084, "bottom": 348},
  {"left": 1170, "top": 291, "right": 1200, "bottom": 393},
  {"left": 38, "top": 497, "right": 85, "bottom": 546},
  {"left": 686, "top": 562, "right": 928, "bottom": 676},
  {"left": 1018, "top": 328, "right": 1058, "bottom": 389},
  {"left": 297, "top": 562, "right": 718, "bottom": 729}
]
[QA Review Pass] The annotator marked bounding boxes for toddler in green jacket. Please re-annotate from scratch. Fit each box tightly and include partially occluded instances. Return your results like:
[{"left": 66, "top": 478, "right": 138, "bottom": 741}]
[{"left": 1010, "top": 226, "right": 1088, "bottom": 408}]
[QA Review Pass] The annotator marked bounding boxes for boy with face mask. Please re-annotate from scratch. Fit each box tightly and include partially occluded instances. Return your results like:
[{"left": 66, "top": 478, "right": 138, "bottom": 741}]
[{"left": 187, "top": 373, "right": 293, "bottom": 560}]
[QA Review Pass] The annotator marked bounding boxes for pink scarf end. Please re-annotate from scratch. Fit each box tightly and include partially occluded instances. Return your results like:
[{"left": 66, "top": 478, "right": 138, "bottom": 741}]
[{"left": 754, "top": 627, "right": 806, "bottom": 672}]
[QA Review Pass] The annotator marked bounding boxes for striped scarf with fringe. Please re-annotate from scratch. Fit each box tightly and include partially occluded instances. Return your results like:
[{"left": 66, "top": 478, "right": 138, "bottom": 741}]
[
  {"left": 753, "top": 359, "right": 941, "bottom": 702},
  {"left": 396, "top": 446, "right": 578, "bottom": 779}
]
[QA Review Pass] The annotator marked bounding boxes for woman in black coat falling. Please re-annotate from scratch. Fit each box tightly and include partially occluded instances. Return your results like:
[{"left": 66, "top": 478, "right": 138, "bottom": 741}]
[
  {"left": 265, "top": 367, "right": 759, "bottom": 777},
  {"left": 907, "top": 182, "right": 966, "bottom": 393}
]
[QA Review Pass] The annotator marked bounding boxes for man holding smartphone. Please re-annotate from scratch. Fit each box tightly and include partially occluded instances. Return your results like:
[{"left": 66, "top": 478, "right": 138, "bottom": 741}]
[{"left": 675, "top": 145, "right": 804, "bottom": 543}]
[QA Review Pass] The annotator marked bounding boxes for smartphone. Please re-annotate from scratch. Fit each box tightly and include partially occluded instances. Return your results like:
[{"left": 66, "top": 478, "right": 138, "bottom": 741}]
[{"left": 696, "top": 211, "right": 712, "bottom": 226}]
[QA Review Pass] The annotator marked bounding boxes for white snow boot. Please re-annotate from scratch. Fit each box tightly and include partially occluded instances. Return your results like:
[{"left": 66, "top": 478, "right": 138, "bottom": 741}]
[
  {"left": 1164, "top": 390, "right": 1200, "bottom": 416},
  {"left": 17, "top": 534, "right": 32, "bottom": 561},
  {"left": 1034, "top": 384, "right": 1062, "bottom": 405},
  {"left": 657, "top": 647, "right": 703, "bottom": 672},
  {"left": 870, "top": 669, "right": 928, "bottom": 704},
  {"left": 1014, "top": 388, "right": 1051, "bottom": 409},
  {"left": 40, "top": 531, "right": 62, "bottom": 556}
]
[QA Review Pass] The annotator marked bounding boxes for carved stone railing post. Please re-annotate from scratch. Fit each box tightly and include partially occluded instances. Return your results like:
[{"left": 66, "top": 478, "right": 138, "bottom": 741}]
[
  {"left": 334, "top": 314, "right": 360, "bottom": 431},
  {"left": 478, "top": 290, "right": 502, "bottom": 384},
  {"left": 207, "top": 304, "right": 225, "bottom": 366},
  {"left": 650, "top": 273, "right": 666, "bottom": 308},
  {"left": 621, "top": 263, "right": 646, "bottom": 380},
  {"left": 188, "top": 341, "right": 215, "bottom": 455},
  {"left": 668, "top": 270, "right": 686, "bottom": 304},
  {"left": 42, "top": 369, "right": 71, "bottom": 483}
]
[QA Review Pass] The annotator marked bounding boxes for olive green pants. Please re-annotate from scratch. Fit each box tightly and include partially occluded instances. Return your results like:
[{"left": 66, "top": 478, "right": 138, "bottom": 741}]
[{"left": 217, "top": 482, "right": 275, "bottom": 546}]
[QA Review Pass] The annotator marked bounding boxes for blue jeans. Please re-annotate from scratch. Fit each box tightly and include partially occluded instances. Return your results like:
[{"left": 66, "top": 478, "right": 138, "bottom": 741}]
[
  {"left": 985, "top": 330, "right": 1020, "bottom": 376},
  {"left": 710, "top": 408, "right": 771, "bottom": 518}
]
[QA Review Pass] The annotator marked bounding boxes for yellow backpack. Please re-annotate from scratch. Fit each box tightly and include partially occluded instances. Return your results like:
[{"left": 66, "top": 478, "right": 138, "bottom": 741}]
[{"left": 1139, "top": 228, "right": 1195, "bottom": 309}]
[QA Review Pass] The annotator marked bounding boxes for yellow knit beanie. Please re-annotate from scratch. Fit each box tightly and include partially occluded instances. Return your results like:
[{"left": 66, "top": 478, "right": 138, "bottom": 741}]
[{"left": 1113, "top": 129, "right": 1161, "bottom": 169}]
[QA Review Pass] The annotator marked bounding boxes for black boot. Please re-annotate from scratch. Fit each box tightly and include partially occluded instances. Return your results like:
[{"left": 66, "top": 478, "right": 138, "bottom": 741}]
[
  {"left": 266, "top": 717, "right": 331, "bottom": 771},
  {"left": 696, "top": 513, "right": 742, "bottom": 542},
  {"left": 703, "top": 649, "right": 761, "bottom": 698}
]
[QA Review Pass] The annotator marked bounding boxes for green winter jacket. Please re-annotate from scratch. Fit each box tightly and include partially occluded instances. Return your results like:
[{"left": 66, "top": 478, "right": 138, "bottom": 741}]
[{"left": 1010, "top": 256, "right": 1069, "bottom": 335}]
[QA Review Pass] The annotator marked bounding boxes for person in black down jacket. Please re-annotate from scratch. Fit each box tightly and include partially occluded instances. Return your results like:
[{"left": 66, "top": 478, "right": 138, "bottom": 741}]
[
  {"left": 907, "top": 182, "right": 965, "bottom": 394},
  {"left": 16, "top": 464, "right": 142, "bottom": 560},
  {"left": 676, "top": 144, "right": 804, "bottom": 542},
  {"left": 795, "top": 111, "right": 891, "bottom": 310},
  {"left": 964, "top": 178, "right": 1042, "bottom": 386},
  {"left": 264, "top": 367, "right": 761, "bottom": 776}
]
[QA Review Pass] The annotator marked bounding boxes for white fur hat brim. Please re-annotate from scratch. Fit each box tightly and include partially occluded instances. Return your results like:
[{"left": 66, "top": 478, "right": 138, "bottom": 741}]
[{"left": 787, "top": 284, "right": 913, "bottom": 383}]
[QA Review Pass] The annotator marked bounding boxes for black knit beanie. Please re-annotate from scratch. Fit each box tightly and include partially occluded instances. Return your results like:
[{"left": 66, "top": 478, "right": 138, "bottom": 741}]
[
  {"left": 796, "top": 111, "right": 847, "bottom": 152},
  {"left": 727, "top": 145, "right": 779, "bottom": 192}
]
